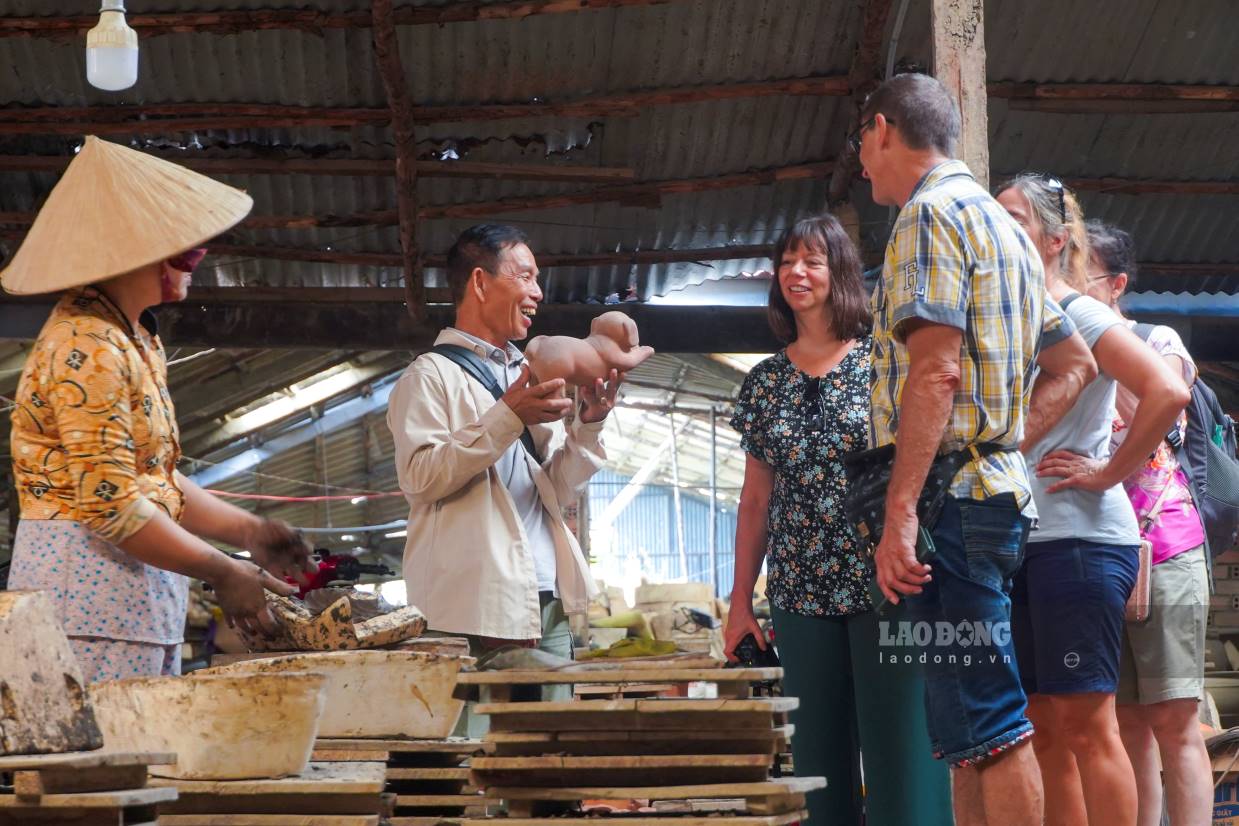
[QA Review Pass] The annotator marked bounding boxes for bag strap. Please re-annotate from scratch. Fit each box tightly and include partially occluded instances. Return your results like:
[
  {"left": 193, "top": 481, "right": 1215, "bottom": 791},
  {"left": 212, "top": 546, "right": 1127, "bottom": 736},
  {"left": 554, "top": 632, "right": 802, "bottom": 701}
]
[
  {"left": 1140, "top": 471, "right": 1176, "bottom": 536},
  {"left": 1059, "top": 292, "right": 1083, "bottom": 310},
  {"left": 1167, "top": 436, "right": 1215, "bottom": 589},
  {"left": 431, "top": 344, "right": 543, "bottom": 464},
  {"left": 1133, "top": 322, "right": 1156, "bottom": 343}
]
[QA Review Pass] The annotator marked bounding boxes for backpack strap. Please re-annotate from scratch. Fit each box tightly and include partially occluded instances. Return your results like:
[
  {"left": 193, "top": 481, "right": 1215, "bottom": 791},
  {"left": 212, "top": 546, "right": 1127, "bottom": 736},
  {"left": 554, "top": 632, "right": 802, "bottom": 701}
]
[
  {"left": 431, "top": 344, "right": 543, "bottom": 464},
  {"left": 1133, "top": 322, "right": 1156, "bottom": 343}
]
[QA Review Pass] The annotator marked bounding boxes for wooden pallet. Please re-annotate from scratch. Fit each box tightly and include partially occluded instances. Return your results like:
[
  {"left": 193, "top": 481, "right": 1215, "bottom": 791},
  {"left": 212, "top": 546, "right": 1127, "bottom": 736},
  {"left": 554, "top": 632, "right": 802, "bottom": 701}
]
[
  {"left": 470, "top": 754, "right": 773, "bottom": 787},
  {"left": 160, "top": 817, "right": 379, "bottom": 825},
  {"left": 483, "top": 726, "right": 794, "bottom": 758},
  {"left": 489, "top": 778, "right": 824, "bottom": 818},
  {"left": 387, "top": 814, "right": 809, "bottom": 826},
  {"left": 475, "top": 698, "right": 797, "bottom": 733},
  {"left": 151, "top": 762, "right": 386, "bottom": 817},
  {"left": 457, "top": 667, "right": 780, "bottom": 702},
  {"left": 311, "top": 739, "right": 490, "bottom": 819},
  {"left": 0, "top": 786, "right": 175, "bottom": 825},
  {"left": 0, "top": 749, "right": 177, "bottom": 825}
]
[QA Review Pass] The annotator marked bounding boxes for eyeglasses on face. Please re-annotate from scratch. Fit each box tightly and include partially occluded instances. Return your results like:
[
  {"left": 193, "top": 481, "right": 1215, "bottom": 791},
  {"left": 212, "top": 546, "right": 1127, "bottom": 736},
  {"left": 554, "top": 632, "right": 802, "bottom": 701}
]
[{"left": 848, "top": 115, "right": 895, "bottom": 155}]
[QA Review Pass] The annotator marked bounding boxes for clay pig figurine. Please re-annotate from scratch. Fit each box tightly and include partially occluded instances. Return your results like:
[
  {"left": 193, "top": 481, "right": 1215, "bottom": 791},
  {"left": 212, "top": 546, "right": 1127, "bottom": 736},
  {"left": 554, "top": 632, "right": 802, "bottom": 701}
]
[{"left": 524, "top": 310, "right": 655, "bottom": 386}]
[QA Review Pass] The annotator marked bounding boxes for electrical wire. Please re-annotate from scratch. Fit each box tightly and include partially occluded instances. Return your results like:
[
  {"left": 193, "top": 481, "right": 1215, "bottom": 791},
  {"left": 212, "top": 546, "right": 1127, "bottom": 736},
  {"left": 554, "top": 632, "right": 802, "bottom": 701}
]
[{"left": 206, "top": 489, "right": 404, "bottom": 503}]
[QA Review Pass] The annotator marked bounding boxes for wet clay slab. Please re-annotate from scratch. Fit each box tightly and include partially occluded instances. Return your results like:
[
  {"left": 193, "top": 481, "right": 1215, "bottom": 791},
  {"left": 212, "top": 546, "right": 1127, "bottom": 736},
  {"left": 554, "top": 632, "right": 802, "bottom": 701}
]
[
  {"left": 0, "top": 591, "right": 103, "bottom": 756},
  {"left": 91, "top": 673, "right": 327, "bottom": 780},
  {"left": 205, "top": 651, "right": 470, "bottom": 739}
]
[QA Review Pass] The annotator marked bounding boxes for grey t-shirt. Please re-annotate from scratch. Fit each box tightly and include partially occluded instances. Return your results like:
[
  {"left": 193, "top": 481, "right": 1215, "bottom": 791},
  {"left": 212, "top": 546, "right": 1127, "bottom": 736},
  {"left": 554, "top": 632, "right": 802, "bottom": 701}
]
[{"left": 1027, "top": 294, "right": 1140, "bottom": 546}]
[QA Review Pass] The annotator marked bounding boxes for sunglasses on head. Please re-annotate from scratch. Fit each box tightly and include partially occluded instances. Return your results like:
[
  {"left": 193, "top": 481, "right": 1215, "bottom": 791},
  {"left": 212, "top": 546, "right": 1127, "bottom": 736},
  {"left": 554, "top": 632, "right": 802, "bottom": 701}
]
[{"left": 1035, "top": 174, "right": 1066, "bottom": 223}]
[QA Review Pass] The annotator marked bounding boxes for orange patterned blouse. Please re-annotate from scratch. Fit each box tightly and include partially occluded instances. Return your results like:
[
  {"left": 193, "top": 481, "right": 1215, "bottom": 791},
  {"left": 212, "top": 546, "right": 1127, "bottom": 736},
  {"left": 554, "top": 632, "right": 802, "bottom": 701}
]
[{"left": 10, "top": 286, "right": 185, "bottom": 543}]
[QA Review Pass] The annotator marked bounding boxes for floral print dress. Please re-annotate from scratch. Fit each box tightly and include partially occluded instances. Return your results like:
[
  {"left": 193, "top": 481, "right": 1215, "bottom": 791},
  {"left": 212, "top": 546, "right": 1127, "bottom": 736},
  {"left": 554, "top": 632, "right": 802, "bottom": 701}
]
[{"left": 730, "top": 340, "right": 873, "bottom": 616}]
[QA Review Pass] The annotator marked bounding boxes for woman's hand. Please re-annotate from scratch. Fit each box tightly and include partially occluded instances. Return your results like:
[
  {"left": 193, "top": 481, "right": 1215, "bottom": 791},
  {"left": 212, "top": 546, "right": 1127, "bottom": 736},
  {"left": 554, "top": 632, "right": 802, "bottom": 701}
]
[
  {"left": 723, "top": 601, "right": 767, "bottom": 664},
  {"left": 244, "top": 518, "right": 315, "bottom": 583},
  {"left": 212, "top": 557, "right": 298, "bottom": 637},
  {"left": 1036, "top": 450, "right": 1115, "bottom": 493}
]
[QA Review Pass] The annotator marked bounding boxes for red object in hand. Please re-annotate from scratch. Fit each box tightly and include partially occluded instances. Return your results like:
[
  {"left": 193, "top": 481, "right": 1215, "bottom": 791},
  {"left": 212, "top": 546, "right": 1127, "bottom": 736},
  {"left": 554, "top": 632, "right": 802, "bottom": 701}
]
[{"left": 288, "top": 550, "right": 394, "bottom": 599}]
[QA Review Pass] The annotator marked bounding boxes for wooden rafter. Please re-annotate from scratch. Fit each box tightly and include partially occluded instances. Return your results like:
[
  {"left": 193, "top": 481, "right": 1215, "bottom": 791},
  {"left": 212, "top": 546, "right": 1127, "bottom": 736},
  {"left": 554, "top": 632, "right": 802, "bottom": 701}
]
[
  {"left": 371, "top": 0, "right": 424, "bottom": 323},
  {"left": 0, "top": 161, "right": 835, "bottom": 231},
  {"left": 0, "top": 76, "right": 851, "bottom": 135},
  {"left": 0, "top": 154, "right": 635, "bottom": 183},
  {"left": 989, "top": 82, "right": 1239, "bottom": 113},
  {"left": 0, "top": 0, "right": 677, "bottom": 38},
  {"left": 828, "top": 0, "right": 894, "bottom": 206}
]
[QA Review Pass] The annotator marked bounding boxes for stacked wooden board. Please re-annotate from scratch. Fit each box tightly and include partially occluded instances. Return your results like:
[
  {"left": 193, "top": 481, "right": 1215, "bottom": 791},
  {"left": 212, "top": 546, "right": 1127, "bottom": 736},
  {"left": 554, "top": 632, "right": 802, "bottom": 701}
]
[
  {"left": 312, "top": 738, "right": 495, "bottom": 822},
  {"left": 152, "top": 761, "right": 387, "bottom": 826},
  {"left": 439, "top": 666, "right": 822, "bottom": 826},
  {"left": 0, "top": 750, "right": 177, "bottom": 825}
]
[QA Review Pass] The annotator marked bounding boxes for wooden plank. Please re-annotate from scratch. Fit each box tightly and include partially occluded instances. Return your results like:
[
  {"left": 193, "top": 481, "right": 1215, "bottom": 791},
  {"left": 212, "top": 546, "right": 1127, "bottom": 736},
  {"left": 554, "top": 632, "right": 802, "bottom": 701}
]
[
  {"left": 483, "top": 726, "right": 792, "bottom": 758},
  {"left": 148, "top": 763, "right": 387, "bottom": 796},
  {"left": 932, "top": 0, "right": 989, "bottom": 188},
  {"left": 14, "top": 764, "right": 148, "bottom": 797},
  {"left": 160, "top": 818, "right": 379, "bottom": 826},
  {"left": 745, "top": 794, "right": 806, "bottom": 816},
  {"left": 0, "top": 786, "right": 175, "bottom": 808},
  {"left": 458, "top": 667, "right": 781, "bottom": 686},
  {"left": 393, "top": 794, "right": 495, "bottom": 807},
  {"left": 0, "top": 807, "right": 158, "bottom": 825},
  {"left": 313, "top": 739, "right": 483, "bottom": 755},
  {"left": 471, "top": 755, "right": 771, "bottom": 770},
  {"left": 0, "top": 751, "right": 174, "bottom": 771},
  {"left": 485, "top": 778, "right": 826, "bottom": 802},
  {"left": 475, "top": 698, "right": 797, "bottom": 715},
  {"left": 387, "top": 814, "right": 808, "bottom": 826},
  {"left": 387, "top": 768, "right": 471, "bottom": 781},
  {"left": 161, "top": 794, "right": 383, "bottom": 817},
  {"left": 470, "top": 754, "right": 772, "bottom": 786},
  {"left": 309, "top": 750, "right": 391, "bottom": 763}
]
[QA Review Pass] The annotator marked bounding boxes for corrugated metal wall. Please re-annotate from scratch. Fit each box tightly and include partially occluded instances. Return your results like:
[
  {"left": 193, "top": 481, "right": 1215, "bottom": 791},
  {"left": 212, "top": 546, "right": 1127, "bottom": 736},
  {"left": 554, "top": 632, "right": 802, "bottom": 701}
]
[{"left": 588, "top": 469, "right": 738, "bottom": 597}]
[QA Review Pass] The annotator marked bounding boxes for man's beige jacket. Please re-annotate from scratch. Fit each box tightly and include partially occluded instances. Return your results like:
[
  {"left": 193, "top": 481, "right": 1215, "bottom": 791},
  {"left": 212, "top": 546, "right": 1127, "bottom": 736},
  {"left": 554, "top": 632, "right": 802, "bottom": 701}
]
[{"left": 387, "top": 343, "right": 604, "bottom": 640}]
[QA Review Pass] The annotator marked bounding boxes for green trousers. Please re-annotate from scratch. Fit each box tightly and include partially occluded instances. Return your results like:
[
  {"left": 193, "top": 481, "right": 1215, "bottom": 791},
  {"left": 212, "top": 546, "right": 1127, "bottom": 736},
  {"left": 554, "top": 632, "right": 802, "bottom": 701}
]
[
  {"left": 459, "top": 595, "right": 573, "bottom": 738},
  {"left": 771, "top": 605, "right": 953, "bottom": 826}
]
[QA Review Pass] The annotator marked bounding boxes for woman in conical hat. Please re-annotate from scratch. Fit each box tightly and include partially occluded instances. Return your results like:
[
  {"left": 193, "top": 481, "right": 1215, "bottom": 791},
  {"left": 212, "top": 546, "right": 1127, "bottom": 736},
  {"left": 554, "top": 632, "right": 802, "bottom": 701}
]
[{"left": 2, "top": 137, "right": 314, "bottom": 681}]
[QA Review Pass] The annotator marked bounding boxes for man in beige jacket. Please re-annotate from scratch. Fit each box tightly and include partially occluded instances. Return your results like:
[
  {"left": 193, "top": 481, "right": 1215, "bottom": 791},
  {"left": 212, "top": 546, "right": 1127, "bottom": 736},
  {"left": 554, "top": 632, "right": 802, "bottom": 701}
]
[{"left": 387, "top": 224, "right": 622, "bottom": 670}]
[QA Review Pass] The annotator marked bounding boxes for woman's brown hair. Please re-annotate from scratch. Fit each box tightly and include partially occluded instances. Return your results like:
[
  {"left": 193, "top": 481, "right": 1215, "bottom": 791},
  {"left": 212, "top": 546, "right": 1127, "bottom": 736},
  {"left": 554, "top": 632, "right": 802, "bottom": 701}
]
[{"left": 766, "top": 214, "right": 872, "bottom": 344}]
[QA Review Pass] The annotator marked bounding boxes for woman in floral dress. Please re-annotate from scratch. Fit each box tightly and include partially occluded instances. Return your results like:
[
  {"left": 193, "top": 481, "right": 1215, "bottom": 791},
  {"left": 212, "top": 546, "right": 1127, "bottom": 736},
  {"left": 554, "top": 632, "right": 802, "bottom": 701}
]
[{"left": 723, "top": 215, "right": 951, "bottom": 825}]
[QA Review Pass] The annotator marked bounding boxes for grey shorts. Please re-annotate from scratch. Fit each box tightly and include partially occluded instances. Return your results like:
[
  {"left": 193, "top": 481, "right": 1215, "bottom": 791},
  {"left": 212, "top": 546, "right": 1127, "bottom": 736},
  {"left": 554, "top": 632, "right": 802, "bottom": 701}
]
[{"left": 1116, "top": 545, "right": 1209, "bottom": 705}]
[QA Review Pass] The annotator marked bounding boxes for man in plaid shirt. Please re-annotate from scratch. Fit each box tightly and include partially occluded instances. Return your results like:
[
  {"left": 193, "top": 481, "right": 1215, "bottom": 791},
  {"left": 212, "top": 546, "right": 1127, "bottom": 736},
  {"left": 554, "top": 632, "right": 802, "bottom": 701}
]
[{"left": 856, "top": 73, "right": 1093, "bottom": 825}]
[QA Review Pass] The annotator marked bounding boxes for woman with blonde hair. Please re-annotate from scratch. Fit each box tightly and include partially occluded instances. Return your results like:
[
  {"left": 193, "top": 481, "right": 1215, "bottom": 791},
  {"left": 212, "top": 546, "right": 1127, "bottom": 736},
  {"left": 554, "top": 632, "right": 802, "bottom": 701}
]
[
  {"left": 3, "top": 137, "right": 313, "bottom": 681},
  {"left": 995, "top": 175, "right": 1189, "bottom": 826}
]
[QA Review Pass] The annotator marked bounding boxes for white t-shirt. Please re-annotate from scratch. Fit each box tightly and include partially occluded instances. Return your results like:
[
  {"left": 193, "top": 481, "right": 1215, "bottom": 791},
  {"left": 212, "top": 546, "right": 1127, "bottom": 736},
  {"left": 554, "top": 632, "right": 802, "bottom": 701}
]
[{"left": 1026, "top": 294, "right": 1140, "bottom": 546}]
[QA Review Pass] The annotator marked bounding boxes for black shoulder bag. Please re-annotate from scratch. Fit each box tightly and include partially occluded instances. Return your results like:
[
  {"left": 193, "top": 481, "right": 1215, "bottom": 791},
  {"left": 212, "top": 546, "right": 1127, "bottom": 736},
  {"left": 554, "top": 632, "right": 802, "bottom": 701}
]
[
  {"left": 431, "top": 344, "right": 542, "bottom": 464},
  {"left": 842, "top": 441, "right": 1016, "bottom": 553}
]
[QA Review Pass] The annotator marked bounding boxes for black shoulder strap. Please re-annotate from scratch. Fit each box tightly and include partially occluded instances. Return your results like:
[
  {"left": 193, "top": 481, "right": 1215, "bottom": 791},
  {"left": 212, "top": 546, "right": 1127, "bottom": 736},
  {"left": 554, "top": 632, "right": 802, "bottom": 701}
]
[
  {"left": 431, "top": 344, "right": 542, "bottom": 464},
  {"left": 1059, "top": 292, "right": 1083, "bottom": 310}
]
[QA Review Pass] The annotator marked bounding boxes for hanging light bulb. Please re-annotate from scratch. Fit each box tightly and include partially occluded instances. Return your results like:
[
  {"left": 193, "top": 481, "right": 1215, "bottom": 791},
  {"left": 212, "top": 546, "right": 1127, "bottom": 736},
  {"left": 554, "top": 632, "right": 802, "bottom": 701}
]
[{"left": 86, "top": 1, "right": 138, "bottom": 91}]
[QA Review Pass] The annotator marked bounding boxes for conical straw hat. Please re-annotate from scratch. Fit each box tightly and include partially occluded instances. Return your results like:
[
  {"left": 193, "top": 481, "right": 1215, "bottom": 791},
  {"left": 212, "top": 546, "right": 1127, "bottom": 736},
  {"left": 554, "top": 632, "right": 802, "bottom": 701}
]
[{"left": 1, "top": 136, "right": 253, "bottom": 295}]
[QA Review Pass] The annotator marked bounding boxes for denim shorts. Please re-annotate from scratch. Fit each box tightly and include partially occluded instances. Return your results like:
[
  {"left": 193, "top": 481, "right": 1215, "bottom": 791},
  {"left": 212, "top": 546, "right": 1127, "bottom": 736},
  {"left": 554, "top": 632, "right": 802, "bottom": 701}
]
[
  {"left": 1012, "top": 539, "right": 1138, "bottom": 696},
  {"left": 901, "top": 494, "right": 1033, "bottom": 767}
]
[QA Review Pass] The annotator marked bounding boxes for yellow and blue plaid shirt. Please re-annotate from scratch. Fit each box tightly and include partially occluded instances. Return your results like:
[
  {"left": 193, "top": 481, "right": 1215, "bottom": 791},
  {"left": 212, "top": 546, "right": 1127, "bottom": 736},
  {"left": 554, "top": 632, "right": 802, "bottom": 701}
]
[{"left": 870, "top": 160, "right": 1070, "bottom": 511}]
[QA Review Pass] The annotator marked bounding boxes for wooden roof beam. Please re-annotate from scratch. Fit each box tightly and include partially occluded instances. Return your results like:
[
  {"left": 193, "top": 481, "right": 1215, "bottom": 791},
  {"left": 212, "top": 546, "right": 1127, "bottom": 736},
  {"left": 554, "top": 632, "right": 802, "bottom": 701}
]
[
  {"left": 0, "top": 154, "right": 636, "bottom": 183},
  {"left": 0, "top": 0, "right": 678, "bottom": 38},
  {"left": 371, "top": 0, "right": 425, "bottom": 323},
  {"left": 0, "top": 75, "right": 852, "bottom": 135}
]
